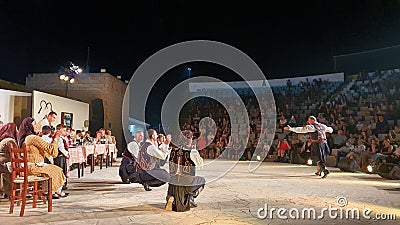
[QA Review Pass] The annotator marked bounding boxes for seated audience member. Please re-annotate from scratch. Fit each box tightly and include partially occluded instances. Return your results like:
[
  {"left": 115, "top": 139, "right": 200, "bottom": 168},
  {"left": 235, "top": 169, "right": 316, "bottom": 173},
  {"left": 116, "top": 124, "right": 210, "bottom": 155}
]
[
  {"left": 347, "top": 133, "right": 356, "bottom": 145},
  {"left": 360, "top": 138, "right": 380, "bottom": 171},
  {"left": 346, "top": 139, "right": 366, "bottom": 168},
  {"left": 336, "top": 140, "right": 354, "bottom": 167},
  {"left": 73, "top": 130, "right": 84, "bottom": 145},
  {"left": 372, "top": 138, "right": 394, "bottom": 164},
  {"left": 333, "top": 130, "right": 347, "bottom": 148},
  {"left": 0, "top": 123, "right": 18, "bottom": 197},
  {"left": 18, "top": 117, "right": 68, "bottom": 198},
  {"left": 83, "top": 131, "right": 94, "bottom": 144},
  {"left": 386, "top": 146, "right": 400, "bottom": 164},
  {"left": 276, "top": 138, "right": 291, "bottom": 162},
  {"left": 389, "top": 166, "right": 400, "bottom": 180},
  {"left": 288, "top": 115, "right": 298, "bottom": 127},
  {"left": 231, "top": 137, "right": 242, "bottom": 160},
  {"left": 106, "top": 129, "right": 118, "bottom": 162}
]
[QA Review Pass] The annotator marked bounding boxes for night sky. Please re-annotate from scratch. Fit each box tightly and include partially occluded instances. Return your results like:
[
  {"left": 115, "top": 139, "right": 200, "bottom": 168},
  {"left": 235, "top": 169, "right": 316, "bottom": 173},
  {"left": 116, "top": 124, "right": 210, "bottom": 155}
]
[{"left": 1, "top": 0, "right": 400, "bottom": 85}]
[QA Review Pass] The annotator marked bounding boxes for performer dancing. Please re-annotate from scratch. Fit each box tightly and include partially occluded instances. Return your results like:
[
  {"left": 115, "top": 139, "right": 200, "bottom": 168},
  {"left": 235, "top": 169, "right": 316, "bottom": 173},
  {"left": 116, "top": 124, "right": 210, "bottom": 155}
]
[
  {"left": 165, "top": 130, "right": 205, "bottom": 212},
  {"left": 284, "top": 116, "right": 333, "bottom": 178}
]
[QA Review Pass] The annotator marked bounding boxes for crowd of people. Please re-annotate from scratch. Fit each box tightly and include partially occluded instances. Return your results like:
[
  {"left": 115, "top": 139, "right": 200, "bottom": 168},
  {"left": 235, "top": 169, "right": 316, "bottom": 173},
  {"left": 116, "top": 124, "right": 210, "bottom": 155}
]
[
  {"left": 0, "top": 112, "right": 119, "bottom": 200},
  {"left": 273, "top": 72, "right": 400, "bottom": 178},
  {"left": 177, "top": 71, "right": 400, "bottom": 179}
]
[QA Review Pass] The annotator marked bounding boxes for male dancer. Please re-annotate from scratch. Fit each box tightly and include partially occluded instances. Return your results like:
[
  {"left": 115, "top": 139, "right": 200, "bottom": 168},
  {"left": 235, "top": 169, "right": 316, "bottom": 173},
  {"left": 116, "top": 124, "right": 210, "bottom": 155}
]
[
  {"left": 137, "top": 129, "right": 170, "bottom": 191},
  {"left": 284, "top": 116, "right": 333, "bottom": 178},
  {"left": 166, "top": 130, "right": 205, "bottom": 211}
]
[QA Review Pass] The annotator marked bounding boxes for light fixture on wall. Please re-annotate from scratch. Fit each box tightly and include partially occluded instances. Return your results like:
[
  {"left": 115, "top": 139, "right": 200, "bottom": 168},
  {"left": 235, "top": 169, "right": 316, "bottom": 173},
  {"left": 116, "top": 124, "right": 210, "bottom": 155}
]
[{"left": 58, "top": 62, "right": 82, "bottom": 97}]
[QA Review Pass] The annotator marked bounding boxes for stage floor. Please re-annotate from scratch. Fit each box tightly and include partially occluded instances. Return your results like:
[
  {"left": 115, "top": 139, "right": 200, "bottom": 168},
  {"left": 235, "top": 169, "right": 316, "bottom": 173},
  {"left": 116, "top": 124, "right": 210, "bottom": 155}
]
[{"left": 1, "top": 159, "right": 399, "bottom": 225}]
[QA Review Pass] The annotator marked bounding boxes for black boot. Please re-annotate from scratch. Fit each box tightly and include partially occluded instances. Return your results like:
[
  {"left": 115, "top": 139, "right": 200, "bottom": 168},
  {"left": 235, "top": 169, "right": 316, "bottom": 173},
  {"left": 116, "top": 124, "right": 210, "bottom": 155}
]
[
  {"left": 189, "top": 196, "right": 198, "bottom": 208},
  {"left": 321, "top": 169, "right": 330, "bottom": 178},
  {"left": 143, "top": 182, "right": 152, "bottom": 191}
]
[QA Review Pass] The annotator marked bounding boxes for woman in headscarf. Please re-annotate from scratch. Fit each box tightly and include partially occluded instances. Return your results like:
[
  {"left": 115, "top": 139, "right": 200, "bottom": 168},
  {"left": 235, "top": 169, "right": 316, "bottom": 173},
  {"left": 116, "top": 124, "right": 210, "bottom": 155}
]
[
  {"left": 0, "top": 123, "right": 18, "bottom": 197},
  {"left": 17, "top": 117, "right": 36, "bottom": 148},
  {"left": 18, "top": 117, "right": 68, "bottom": 198}
]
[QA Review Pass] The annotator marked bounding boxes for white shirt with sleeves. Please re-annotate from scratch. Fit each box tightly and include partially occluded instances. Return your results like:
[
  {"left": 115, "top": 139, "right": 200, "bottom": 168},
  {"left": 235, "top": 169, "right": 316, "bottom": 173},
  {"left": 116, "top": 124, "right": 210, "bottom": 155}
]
[{"left": 127, "top": 140, "right": 140, "bottom": 159}]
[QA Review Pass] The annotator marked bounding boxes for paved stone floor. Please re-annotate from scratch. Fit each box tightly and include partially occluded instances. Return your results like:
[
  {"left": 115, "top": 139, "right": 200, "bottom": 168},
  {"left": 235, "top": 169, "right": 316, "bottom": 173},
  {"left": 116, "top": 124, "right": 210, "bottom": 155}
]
[{"left": 0, "top": 159, "right": 399, "bottom": 225}]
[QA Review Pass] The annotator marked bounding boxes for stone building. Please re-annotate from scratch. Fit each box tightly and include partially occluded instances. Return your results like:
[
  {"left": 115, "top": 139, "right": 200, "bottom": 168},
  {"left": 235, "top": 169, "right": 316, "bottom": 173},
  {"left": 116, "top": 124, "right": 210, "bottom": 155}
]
[{"left": 25, "top": 71, "right": 128, "bottom": 153}]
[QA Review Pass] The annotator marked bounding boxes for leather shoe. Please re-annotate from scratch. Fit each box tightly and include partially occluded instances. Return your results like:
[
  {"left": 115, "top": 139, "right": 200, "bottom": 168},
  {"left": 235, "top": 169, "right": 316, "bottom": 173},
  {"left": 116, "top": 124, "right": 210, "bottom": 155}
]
[
  {"left": 52, "top": 194, "right": 60, "bottom": 199},
  {"left": 143, "top": 182, "right": 152, "bottom": 191},
  {"left": 189, "top": 196, "right": 197, "bottom": 208},
  {"left": 193, "top": 190, "right": 199, "bottom": 198},
  {"left": 321, "top": 170, "right": 330, "bottom": 179}
]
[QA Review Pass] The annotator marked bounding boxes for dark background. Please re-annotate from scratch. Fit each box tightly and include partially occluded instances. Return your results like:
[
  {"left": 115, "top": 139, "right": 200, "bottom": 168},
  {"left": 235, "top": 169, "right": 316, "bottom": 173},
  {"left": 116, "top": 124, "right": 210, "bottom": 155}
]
[{"left": 1, "top": 0, "right": 400, "bottom": 84}]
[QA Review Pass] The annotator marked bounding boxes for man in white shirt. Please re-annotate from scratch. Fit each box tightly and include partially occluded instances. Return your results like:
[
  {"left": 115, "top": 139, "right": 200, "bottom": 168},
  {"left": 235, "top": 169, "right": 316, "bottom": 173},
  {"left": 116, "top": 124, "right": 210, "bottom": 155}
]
[
  {"left": 119, "top": 131, "right": 144, "bottom": 184},
  {"left": 285, "top": 116, "right": 334, "bottom": 178},
  {"left": 38, "top": 112, "right": 57, "bottom": 133},
  {"left": 127, "top": 131, "right": 144, "bottom": 160},
  {"left": 137, "top": 129, "right": 170, "bottom": 191}
]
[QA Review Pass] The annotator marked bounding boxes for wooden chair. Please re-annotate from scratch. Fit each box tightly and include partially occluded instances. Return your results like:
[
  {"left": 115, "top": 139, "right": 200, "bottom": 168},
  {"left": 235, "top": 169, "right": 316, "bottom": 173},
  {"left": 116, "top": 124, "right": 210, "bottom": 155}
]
[{"left": 9, "top": 146, "right": 52, "bottom": 217}]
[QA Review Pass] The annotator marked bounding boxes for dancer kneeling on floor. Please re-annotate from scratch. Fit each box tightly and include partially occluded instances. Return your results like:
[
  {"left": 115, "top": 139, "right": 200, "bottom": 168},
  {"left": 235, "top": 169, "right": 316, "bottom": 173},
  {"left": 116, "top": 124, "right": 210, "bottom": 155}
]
[
  {"left": 137, "top": 129, "right": 170, "bottom": 191},
  {"left": 165, "top": 130, "right": 205, "bottom": 212}
]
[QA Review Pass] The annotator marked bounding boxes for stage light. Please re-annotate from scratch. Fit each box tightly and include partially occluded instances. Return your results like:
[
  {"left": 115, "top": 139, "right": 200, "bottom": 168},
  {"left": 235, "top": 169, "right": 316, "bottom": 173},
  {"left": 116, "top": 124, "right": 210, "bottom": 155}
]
[
  {"left": 307, "top": 159, "right": 313, "bottom": 166},
  {"left": 69, "top": 78, "right": 75, "bottom": 83},
  {"left": 367, "top": 165, "right": 373, "bottom": 173},
  {"left": 59, "top": 74, "right": 65, "bottom": 80},
  {"left": 64, "top": 76, "right": 69, "bottom": 81},
  {"left": 77, "top": 68, "right": 82, "bottom": 74}
]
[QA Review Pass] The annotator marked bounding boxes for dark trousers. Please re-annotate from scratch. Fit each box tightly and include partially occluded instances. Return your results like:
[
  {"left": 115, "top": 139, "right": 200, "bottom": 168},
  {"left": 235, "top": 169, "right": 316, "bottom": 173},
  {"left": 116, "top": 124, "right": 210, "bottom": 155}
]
[
  {"left": 167, "top": 176, "right": 205, "bottom": 197},
  {"left": 54, "top": 155, "right": 68, "bottom": 175},
  {"left": 54, "top": 155, "right": 68, "bottom": 187},
  {"left": 311, "top": 142, "right": 330, "bottom": 172},
  {"left": 166, "top": 176, "right": 206, "bottom": 212},
  {"left": 336, "top": 151, "right": 348, "bottom": 167},
  {"left": 138, "top": 168, "right": 169, "bottom": 187}
]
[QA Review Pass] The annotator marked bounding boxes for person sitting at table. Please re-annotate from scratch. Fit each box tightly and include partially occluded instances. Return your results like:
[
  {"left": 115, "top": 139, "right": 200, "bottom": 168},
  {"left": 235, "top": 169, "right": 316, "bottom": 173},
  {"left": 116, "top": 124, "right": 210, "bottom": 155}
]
[
  {"left": 137, "top": 129, "right": 170, "bottom": 191},
  {"left": 83, "top": 131, "right": 94, "bottom": 144},
  {"left": 72, "top": 130, "right": 84, "bottom": 145},
  {"left": 95, "top": 128, "right": 108, "bottom": 144},
  {"left": 18, "top": 117, "right": 68, "bottom": 198},
  {"left": 106, "top": 129, "right": 118, "bottom": 162}
]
